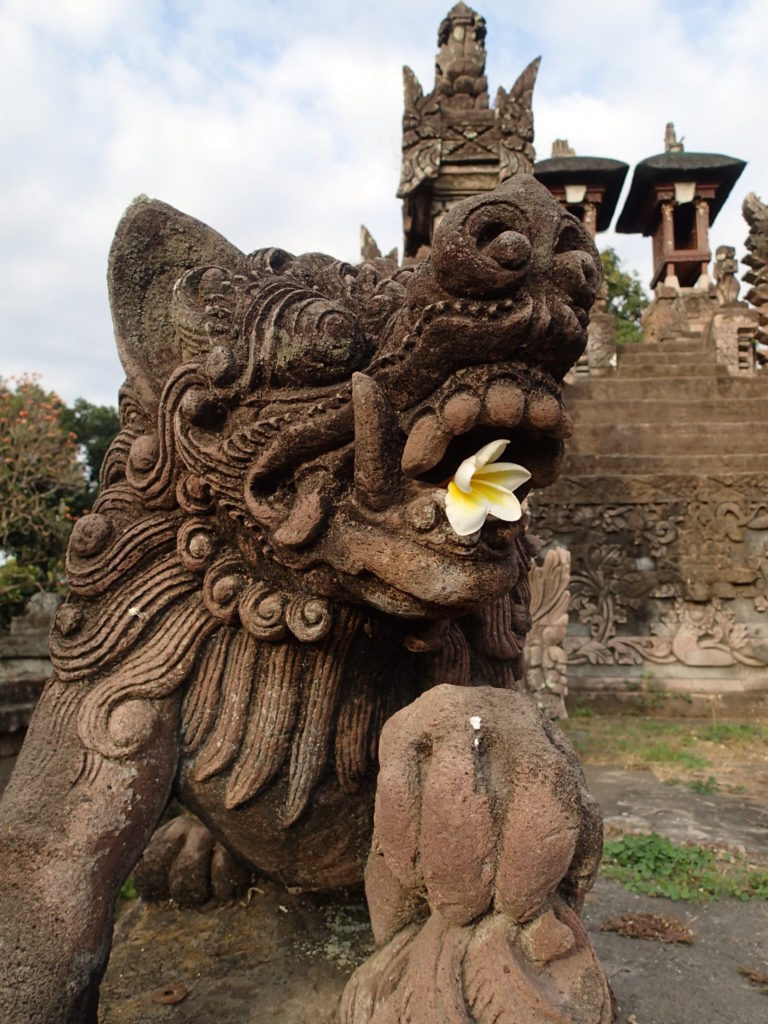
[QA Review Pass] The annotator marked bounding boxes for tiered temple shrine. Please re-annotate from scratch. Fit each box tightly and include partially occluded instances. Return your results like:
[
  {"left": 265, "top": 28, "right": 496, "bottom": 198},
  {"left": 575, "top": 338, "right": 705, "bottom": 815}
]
[
  {"left": 616, "top": 127, "right": 746, "bottom": 289},
  {"left": 534, "top": 141, "right": 628, "bottom": 237},
  {"left": 397, "top": 2, "right": 540, "bottom": 260}
]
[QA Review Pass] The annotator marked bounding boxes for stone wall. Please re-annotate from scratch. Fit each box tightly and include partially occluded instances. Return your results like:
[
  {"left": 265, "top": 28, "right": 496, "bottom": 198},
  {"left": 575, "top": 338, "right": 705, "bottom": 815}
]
[
  {"left": 531, "top": 290, "right": 768, "bottom": 716},
  {"left": 0, "top": 593, "right": 59, "bottom": 794}
]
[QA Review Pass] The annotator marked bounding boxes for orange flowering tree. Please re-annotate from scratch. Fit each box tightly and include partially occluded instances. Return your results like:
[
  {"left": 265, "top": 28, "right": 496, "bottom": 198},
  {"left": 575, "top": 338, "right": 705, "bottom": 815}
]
[{"left": 0, "top": 375, "right": 86, "bottom": 626}]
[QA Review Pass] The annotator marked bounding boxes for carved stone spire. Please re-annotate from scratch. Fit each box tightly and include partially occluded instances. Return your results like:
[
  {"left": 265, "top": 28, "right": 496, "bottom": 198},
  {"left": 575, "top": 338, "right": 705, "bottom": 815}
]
[
  {"left": 434, "top": 3, "right": 489, "bottom": 109},
  {"left": 398, "top": 6, "right": 540, "bottom": 260}
]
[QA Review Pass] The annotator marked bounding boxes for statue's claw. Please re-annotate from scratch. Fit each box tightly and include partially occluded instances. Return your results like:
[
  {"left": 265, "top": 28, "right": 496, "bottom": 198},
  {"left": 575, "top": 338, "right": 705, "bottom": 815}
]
[{"left": 133, "top": 813, "right": 251, "bottom": 906}]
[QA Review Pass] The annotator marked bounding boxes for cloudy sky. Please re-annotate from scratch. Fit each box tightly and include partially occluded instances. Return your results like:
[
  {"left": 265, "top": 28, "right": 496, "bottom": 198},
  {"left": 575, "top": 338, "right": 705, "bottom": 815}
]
[{"left": 1, "top": 0, "right": 766, "bottom": 407}]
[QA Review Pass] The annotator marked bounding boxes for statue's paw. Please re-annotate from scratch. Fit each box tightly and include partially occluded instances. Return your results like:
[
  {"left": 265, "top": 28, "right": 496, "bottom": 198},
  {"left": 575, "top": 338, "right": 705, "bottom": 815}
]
[
  {"left": 368, "top": 684, "right": 603, "bottom": 943},
  {"left": 342, "top": 684, "right": 615, "bottom": 1024},
  {"left": 132, "top": 813, "right": 251, "bottom": 906}
]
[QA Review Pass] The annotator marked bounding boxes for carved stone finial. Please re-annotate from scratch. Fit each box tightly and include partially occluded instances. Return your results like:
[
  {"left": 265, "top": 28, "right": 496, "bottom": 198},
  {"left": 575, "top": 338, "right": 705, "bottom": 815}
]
[
  {"left": 360, "top": 225, "right": 382, "bottom": 262},
  {"left": 664, "top": 121, "right": 684, "bottom": 153},
  {"left": 434, "top": 2, "right": 489, "bottom": 109},
  {"left": 552, "top": 138, "right": 576, "bottom": 158}
]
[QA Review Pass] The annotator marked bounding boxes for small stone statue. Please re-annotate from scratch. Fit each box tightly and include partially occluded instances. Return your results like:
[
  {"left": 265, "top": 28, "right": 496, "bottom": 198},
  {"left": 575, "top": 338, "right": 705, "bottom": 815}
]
[
  {"left": 664, "top": 121, "right": 684, "bottom": 153},
  {"left": 713, "top": 244, "right": 740, "bottom": 305},
  {"left": 0, "top": 175, "right": 612, "bottom": 1022}
]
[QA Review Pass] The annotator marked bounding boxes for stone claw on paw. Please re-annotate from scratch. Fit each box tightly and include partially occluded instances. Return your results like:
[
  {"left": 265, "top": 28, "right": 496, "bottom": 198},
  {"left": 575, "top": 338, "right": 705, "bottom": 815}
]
[{"left": 132, "top": 813, "right": 251, "bottom": 906}]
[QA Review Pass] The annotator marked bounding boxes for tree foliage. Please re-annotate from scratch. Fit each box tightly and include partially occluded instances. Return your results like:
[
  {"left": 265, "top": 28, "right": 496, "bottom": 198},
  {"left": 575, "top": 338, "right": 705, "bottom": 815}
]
[
  {"left": 0, "top": 375, "right": 84, "bottom": 566},
  {"left": 0, "top": 376, "right": 120, "bottom": 630},
  {"left": 60, "top": 398, "right": 121, "bottom": 496},
  {"left": 600, "top": 247, "right": 650, "bottom": 345}
]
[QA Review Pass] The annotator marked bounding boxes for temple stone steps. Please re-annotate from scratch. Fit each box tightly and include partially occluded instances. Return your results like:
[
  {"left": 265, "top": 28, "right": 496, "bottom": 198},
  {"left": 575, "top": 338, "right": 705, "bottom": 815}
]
[
  {"left": 617, "top": 347, "right": 709, "bottom": 365},
  {"left": 565, "top": 397, "right": 768, "bottom": 423},
  {"left": 615, "top": 360, "right": 728, "bottom": 378},
  {"left": 568, "top": 421, "right": 768, "bottom": 456},
  {"left": 563, "top": 452, "right": 768, "bottom": 475},
  {"left": 570, "top": 375, "right": 768, "bottom": 401},
  {"left": 562, "top": 319, "right": 768, "bottom": 477}
]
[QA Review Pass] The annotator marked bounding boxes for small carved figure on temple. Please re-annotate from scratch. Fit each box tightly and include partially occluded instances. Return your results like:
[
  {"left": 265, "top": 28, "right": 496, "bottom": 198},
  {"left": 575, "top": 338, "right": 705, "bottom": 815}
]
[
  {"left": 551, "top": 138, "right": 576, "bottom": 158},
  {"left": 664, "top": 121, "right": 684, "bottom": 153},
  {"left": 714, "top": 244, "right": 740, "bottom": 305}
]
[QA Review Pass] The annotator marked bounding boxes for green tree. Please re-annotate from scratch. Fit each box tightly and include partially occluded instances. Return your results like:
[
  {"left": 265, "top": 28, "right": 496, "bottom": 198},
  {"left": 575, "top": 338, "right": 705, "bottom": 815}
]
[
  {"left": 60, "top": 398, "right": 120, "bottom": 493},
  {"left": 600, "top": 247, "right": 650, "bottom": 345},
  {"left": 0, "top": 376, "right": 86, "bottom": 628}
]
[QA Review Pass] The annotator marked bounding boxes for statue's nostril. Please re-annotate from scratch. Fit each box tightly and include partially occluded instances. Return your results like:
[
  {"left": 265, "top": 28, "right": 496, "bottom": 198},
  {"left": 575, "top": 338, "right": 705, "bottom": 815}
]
[{"left": 483, "top": 230, "right": 531, "bottom": 271}]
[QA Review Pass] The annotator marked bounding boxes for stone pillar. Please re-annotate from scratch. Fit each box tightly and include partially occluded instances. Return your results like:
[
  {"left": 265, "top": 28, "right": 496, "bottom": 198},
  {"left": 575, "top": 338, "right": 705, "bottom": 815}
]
[
  {"left": 695, "top": 200, "right": 712, "bottom": 289},
  {"left": 661, "top": 201, "right": 678, "bottom": 287}
]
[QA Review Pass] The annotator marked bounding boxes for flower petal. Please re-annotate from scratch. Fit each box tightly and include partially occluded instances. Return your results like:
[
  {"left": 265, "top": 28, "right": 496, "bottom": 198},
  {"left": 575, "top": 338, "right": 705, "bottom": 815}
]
[
  {"left": 470, "top": 480, "right": 523, "bottom": 522},
  {"left": 445, "top": 480, "right": 489, "bottom": 535},
  {"left": 474, "top": 438, "right": 510, "bottom": 469},
  {"left": 453, "top": 454, "right": 477, "bottom": 494},
  {"left": 474, "top": 462, "right": 531, "bottom": 491}
]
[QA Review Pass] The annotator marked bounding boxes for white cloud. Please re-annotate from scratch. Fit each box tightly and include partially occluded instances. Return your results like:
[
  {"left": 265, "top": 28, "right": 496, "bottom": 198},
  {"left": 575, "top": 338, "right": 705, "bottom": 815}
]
[{"left": 0, "top": 0, "right": 766, "bottom": 405}]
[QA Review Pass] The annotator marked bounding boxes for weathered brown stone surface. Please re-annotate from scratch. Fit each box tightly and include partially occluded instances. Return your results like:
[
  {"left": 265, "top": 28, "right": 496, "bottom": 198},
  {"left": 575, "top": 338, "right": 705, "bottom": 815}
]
[
  {"left": 0, "top": 173, "right": 605, "bottom": 1022},
  {"left": 341, "top": 685, "right": 614, "bottom": 1024}
]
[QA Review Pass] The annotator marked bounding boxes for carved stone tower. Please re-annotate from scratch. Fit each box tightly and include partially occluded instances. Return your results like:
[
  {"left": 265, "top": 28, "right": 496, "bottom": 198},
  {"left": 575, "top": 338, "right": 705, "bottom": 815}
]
[{"left": 398, "top": 3, "right": 540, "bottom": 260}]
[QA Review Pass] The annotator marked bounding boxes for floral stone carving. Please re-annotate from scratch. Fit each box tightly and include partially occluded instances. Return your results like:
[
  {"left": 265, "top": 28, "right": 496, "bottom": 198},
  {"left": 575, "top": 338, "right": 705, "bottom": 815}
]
[
  {"left": 525, "top": 546, "right": 571, "bottom": 718},
  {"left": 529, "top": 476, "right": 768, "bottom": 686},
  {"left": 0, "top": 175, "right": 611, "bottom": 1022}
]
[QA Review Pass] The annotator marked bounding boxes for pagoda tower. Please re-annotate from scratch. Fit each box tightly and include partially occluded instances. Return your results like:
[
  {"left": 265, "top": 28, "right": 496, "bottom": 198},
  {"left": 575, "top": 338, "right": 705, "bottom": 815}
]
[
  {"left": 616, "top": 124, "right": 745, "bottom": 289},
  {"left": 534, "top": 140, "right": 628, "bottom": 237}
]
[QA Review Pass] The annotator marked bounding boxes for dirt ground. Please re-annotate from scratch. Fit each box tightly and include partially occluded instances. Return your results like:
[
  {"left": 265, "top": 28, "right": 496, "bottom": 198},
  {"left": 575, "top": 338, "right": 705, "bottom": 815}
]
[
  {"left": 100, "top": 869, "right": 768, "bottom": 1024},
  {"left": 561, "top": 716, "right": 768, "bottom": 804}
]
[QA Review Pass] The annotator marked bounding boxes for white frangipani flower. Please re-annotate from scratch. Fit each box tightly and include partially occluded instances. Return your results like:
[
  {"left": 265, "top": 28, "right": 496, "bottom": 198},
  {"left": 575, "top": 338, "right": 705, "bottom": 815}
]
[{"left": 444, "top": 439, "right": 531, "bottom": 537}]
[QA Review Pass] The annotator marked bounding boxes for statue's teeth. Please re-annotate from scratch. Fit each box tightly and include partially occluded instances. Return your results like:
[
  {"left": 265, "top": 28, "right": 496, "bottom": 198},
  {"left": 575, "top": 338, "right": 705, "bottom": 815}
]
[
  {"left": 402, "top": 413, "right": 451, "bottom": 476},
  {"left": 551, "top": 408, "right": 574, "bottom": 439},
  {"left": 524, "top": 392, "right": 562, "bottom": 431},
  {"left": 442, "top": 391, "right": 481, "bottom": 434},
  {"left": 484, "top": 381, "right": 524, "bottom": 428},
  {"left": 352, "top": 373, "right": 403, "bottom": 509}
]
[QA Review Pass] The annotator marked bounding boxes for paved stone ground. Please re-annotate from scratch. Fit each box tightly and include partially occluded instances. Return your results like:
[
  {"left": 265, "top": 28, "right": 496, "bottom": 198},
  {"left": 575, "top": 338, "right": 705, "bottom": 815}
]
[
  {"left": 99, "top": 767, "right": 768, "bottom": 1024},
  {"left": 583, "top": 766, "right": 768, "bottom": 1024}
]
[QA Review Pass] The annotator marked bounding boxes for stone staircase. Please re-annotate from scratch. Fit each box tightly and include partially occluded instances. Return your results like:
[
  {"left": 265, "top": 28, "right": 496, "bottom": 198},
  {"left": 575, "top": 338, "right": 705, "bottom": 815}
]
[
  {"left": 531, "top": 324, "right": 768, "bottom": 716},
  {"left": 563, "top": 331, "right": 768, "bottom": 476}
]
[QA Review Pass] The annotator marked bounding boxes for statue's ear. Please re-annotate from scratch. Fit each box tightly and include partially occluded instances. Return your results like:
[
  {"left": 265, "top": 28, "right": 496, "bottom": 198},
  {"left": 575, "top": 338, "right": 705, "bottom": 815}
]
[{"left": 107, "top": 195, "right": 244, "bottom": 409}]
